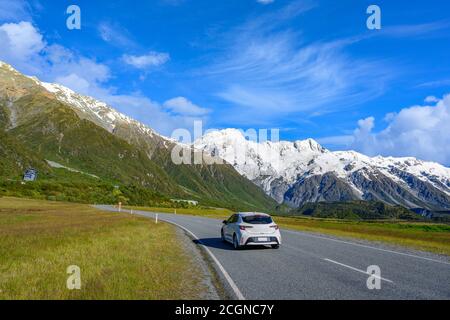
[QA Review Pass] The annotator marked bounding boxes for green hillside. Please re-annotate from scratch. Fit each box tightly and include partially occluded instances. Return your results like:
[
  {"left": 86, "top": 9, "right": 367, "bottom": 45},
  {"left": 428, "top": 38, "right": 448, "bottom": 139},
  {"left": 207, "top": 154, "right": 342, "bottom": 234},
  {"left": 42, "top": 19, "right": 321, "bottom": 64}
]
[
  {"left": 155, "top": 149, "right": 277, "bottom": 210},
  {"left": 7, "top": 93, "right": 179, "bottom": 194},
  {"left": 0, "top": 67, "right": 278, "bottom": 211},
  {"left": 290, "top": 201, "right": 422, "bottom": 220}
]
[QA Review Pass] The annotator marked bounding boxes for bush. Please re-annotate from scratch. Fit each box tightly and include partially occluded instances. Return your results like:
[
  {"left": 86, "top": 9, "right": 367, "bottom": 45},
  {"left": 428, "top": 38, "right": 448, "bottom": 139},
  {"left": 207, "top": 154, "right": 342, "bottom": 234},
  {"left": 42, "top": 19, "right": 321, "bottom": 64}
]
[{"left": 0, "top": 180, "right": 169, "bottom": 206}]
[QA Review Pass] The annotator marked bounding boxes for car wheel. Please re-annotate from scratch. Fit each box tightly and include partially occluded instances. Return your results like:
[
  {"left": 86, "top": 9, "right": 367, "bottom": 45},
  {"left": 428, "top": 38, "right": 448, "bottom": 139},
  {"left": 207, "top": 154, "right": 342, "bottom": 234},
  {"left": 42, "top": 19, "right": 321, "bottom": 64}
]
[
  {"left": 233, "top": 234, "right": 241, "bottom": 250},
  {"left": 271, "top": 244, "right": 280, "bottom": 249},
  {"left": 221, "top": 229, "right": 226, "bottom": 242}
]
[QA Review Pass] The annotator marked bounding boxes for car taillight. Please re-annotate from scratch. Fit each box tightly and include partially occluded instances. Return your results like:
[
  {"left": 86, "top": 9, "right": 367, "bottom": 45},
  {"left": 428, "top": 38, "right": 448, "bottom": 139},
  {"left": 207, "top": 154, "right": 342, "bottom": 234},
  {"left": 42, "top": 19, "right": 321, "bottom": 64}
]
[
  {"left": 240, "top": 226, "right": 253, "bottom": 231},
  {"left": 270, "top": 225, "right": 279, "bottom": 230}
]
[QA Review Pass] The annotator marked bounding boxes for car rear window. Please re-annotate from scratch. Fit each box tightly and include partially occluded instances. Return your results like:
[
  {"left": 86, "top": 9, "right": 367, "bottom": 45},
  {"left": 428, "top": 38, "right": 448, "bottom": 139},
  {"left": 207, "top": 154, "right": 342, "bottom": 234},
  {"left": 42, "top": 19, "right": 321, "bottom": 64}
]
[{"left": 242, "top": 215, "right": 273, "bottom": 224}]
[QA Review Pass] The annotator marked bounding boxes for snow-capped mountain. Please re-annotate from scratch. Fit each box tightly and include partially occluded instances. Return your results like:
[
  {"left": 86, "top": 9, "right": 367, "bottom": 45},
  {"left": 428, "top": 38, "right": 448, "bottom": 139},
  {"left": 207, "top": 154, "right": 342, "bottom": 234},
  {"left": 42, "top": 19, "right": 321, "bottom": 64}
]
[
  {"left": 29, "top": 78, "right": 166, "bottom": 140},
  {"left": 26, "top": 75, "right": 175, "bottom": 158},
  {"left": 195, "top": 129, "right": 450, "bottom": 210},
  {"left": 0, "top": 61, "right": 277, "bottom": 210},
  {"left": 2, "top": 60, "right": 449, "bottom": 211}
]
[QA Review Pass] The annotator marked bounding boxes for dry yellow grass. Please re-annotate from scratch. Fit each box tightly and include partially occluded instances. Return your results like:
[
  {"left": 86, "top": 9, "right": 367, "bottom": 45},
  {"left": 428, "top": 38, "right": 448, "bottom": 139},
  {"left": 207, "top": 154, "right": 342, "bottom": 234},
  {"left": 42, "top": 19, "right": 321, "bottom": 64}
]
[{"left": 0, "top": 197, "right": 210, "bottom": 300}]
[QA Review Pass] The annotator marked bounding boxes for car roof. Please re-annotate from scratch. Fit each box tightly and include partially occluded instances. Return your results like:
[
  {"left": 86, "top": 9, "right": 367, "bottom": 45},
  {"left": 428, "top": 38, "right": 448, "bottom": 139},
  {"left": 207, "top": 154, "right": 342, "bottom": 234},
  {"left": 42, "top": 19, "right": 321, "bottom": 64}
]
[{"left": 238, "top": 212, "right": 271, "bottom": 217}]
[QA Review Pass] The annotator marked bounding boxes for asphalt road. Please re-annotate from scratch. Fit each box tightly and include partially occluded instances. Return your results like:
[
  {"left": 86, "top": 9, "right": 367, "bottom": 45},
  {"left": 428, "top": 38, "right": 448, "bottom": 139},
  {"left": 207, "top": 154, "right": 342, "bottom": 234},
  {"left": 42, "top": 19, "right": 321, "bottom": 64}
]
[{"left": 96, "top": 205, "right": 450, "bottom": 300}]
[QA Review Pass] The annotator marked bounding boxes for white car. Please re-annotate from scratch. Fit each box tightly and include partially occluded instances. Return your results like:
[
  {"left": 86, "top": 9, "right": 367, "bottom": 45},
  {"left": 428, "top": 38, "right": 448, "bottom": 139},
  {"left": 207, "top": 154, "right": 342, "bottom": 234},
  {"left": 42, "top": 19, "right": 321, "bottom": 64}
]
[{"left": 221, "top": 212, "right": 282, "bottom": 249}]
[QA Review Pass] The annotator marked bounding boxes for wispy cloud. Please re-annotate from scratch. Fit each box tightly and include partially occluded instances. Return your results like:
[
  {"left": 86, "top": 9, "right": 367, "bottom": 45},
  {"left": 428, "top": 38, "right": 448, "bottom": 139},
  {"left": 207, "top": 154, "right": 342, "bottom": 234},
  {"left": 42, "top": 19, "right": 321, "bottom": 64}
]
[
  {"left": 200, "top": 5, "right": 393, "bottom": 125},
  {"left": 257, "top": 0, "right": 275, "bottom": 4},
  {"left": 122, "top": 52, "right": 170, "bottom": 69},
  {"left": 98, "top": 21, "right": 136, "bottom": 48},
  {"left": 416, "top": 79, "right": 450, "bottom": 88},
  {"left": 0, "top": 0, "right": 32, "bottom": 22},
  {"left": 163, "top": 97, "right": 210, "bottom": 116},
  {"left": 379, "top": 20, "right": 450, "bottom": 38},
  {"left": 245, "top": 0, "right": 316, "bottom": 32}
]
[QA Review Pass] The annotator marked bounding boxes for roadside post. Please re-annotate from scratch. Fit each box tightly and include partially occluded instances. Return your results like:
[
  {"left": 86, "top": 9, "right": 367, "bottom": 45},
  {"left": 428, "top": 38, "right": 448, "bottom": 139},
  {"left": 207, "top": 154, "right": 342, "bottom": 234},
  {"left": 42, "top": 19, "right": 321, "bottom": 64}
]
[
  {"left": 156, "top": 214, "right": 158, "bottom": 224},
  {"left": 118, "top": 202, "right": 122, "bottom": 212}
]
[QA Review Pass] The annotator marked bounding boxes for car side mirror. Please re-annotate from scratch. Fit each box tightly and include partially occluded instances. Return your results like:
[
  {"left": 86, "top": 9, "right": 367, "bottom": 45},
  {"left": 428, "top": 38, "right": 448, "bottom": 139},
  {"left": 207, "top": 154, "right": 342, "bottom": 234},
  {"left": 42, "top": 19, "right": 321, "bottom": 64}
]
[{"left": 222, "top": 220, "right": 228, "bottom": 225}]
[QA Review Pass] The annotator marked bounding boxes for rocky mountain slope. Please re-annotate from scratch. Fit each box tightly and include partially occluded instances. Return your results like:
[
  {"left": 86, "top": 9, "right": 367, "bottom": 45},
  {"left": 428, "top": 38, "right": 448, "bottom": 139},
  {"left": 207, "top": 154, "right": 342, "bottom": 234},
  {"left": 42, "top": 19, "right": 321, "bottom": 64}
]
[
  {"left": 2, "top": 60, "right": 449, "bottom": 212},
  {"left": 0, "top": 61, "right": 277, "bottom": 210},
  {"left": 194, "top": 129, "right": 450, "bottom": 211}
]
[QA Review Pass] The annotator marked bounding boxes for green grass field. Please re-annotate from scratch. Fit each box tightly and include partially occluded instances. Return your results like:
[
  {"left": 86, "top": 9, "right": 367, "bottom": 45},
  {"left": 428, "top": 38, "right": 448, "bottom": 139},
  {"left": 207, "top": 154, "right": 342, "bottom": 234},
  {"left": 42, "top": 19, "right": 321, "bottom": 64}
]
[
  {"left": 125, "top": 205, "right": 233, "bottom": 218},
  {"left": 0, "top": 197, "right": 211, "bottom": 300},
  {"left": 273, "top": 216, "right": 450, "bottom": 256},
  {"left": 127, "top": 205, "right": 450, "bottom": 256}
]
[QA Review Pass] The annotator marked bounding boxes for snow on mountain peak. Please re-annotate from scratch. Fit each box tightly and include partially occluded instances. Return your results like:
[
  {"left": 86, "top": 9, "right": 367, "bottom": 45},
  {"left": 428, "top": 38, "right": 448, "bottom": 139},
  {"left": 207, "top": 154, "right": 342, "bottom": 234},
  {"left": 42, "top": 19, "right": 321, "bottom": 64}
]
[
  {"left": 194, "top": 128, "right": 450, "bottom": 197},
  {"left": 26, "top": 76, "right": 168, "bottom": 143},
  {"left": 195, "top": 129, "right": 329, "bottom": 182},
  {"left": 0, "top": 61, "right": 14, "bottom": 71},
  {"left": 0, "top": 61, "right": 23, "bottom": 76}
]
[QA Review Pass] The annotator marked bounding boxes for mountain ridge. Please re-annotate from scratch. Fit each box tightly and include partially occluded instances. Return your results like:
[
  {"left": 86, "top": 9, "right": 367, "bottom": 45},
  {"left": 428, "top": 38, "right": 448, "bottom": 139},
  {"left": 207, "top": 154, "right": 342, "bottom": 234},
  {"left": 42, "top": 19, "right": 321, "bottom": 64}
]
[
  {"left": 194, "top": 128, "right": 450, "bottom": 210},
  {"left": 0, "top": 61, "right": 278, "bottom": 211},
  {"left": 2, "top": 60, "right": 449, "bottom": 212}
]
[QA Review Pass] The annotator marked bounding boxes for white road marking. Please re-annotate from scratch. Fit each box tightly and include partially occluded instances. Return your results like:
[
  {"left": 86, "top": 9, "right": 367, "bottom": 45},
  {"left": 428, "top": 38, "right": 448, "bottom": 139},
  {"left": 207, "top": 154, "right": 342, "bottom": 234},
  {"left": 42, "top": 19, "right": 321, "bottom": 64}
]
[
  {"left": 122, "top": 208, "right": 246, "bottom": 300},
  {"left": 324, "top": 258, "right": 394, "bottom": 283},
  {"left": 283, "top": 229, "right": 450, "bottom": 266},
  {"left": 158, "top": 220, "right": 245, "bottom": 300}
]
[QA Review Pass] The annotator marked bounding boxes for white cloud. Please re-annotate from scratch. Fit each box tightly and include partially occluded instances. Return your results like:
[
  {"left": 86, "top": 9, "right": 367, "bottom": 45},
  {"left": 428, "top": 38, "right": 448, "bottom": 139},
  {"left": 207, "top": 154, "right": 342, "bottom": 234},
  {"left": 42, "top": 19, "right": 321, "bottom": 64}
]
[
  {"left": 318, "top": 95, "right": 450, "bottom": 165},
  {"left": 0, "top": 21, "right": 112, "bottom": 99},
  {"left": 98, "top": 22, "right": 135, "bottom": 48},
  {"left": 424, "top": 96, "right": 439, "bottom": 103},
  {"left": 257, "top": 0, "right": 275, "bottom": 4},
  {"left": 0, "top": 0, "right": 31, "bottom": 22},
  {"left": 417, "top": 79, "right": 450, "bottom": 88},
  {"left": 54, "top": 74, "right": 91, "bottom": 94},
  {"left": 105, "top": 94, "right": 204, "bottom": 135},
  {"left": 349, "top": 95, "right": 450, "bottom": 165},
  {"left": 163, "top": 97, "right": 210, "bottom": 116},
  {"left": 0, "top": 21, "right": 200, "bottom": 136},
  {"left": 205, "top": 32, "right": 391, "bottom": 125},
  {"left": 380, "top": 21, "right": 450, "bottom": 38},
  {"left": 354, "top": 117, "right": 375, "bottom": 139},
  {"left": 200, "top": 1, "right": 392, "bottom": 126},
  {"left": 0, "top": 21, "right": 44, "bottom": 58},
  {"left": 122, "top": 52, "right": 170, "bottom": 69}
]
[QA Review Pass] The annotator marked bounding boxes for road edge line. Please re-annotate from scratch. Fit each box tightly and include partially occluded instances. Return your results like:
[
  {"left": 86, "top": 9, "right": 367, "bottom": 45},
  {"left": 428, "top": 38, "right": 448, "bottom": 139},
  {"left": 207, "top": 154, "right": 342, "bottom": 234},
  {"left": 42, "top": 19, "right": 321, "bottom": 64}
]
[
  {"left": 161, "top": 220, "right": 246, "bottom": 300},
  {"left": 95, "top": 205, "right": 245, "bottom": 300}
]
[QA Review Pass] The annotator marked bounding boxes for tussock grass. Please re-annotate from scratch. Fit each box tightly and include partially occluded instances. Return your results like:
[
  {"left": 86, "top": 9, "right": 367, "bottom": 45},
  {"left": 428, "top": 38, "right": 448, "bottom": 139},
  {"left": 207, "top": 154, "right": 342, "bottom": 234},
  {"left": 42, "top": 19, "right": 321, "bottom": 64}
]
[{"left": 0, "top": 197, "right": 208, "bottom": 300}]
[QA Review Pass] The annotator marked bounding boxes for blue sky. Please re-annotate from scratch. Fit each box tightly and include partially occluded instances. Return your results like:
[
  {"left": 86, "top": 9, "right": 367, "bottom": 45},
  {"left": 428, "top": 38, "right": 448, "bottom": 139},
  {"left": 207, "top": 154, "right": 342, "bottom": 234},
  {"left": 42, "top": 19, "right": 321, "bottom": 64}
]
[{"left": 1, "top": 0, "right": 450, "bottom": 165}]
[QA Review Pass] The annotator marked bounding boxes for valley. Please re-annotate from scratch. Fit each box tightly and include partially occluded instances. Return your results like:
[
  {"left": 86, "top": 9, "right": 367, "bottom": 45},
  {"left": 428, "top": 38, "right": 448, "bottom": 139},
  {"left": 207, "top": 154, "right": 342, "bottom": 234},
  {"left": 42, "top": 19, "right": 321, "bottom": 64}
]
[{"left": 0, "top": 61, "right": 449, "bottom": 221}]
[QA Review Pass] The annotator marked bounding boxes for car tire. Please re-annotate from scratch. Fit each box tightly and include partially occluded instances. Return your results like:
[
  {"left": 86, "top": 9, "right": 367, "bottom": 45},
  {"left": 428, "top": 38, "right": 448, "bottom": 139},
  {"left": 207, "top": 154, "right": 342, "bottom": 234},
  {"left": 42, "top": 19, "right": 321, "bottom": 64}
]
[
  {"left": 233, "top": 234, "right": 241, "bottom": 250},
  {"left": 271, "top": 244, "right": 280, "bottom": 249},
  {"left": 221, "top": 229, "right": 226, "bottom": 242}
]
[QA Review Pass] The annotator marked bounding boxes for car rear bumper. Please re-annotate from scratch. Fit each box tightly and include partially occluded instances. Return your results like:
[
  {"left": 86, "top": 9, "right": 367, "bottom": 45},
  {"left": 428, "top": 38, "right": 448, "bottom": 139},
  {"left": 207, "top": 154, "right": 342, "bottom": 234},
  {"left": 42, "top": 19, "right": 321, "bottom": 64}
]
[{"left": 243, "top": 235, "right": 281, "bottom": 246}]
